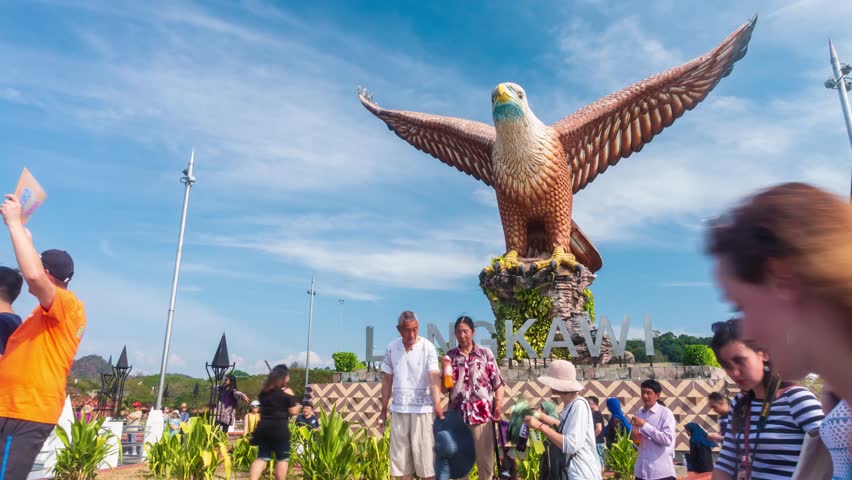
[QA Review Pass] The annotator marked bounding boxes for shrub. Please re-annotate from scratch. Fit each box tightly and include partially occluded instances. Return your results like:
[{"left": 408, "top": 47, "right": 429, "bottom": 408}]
[
  {"left": 145, "top": 417, "right": 231, "bottom": 480},
  {"left": 332, "top": 352, "right": 366, "bottom": 372},
  {"left": 683, "top": 344, "right": 721, "bottom": 367},
  {"left": 52, "top": 416, "right": 116, "bottom": 480},
  {"left": 291, "top": 406, "right": 362, "bottom": 479},
  {"left": 358, "top": 423, "right": 391, "bottom": 480},
  {"left": 605, "top": 429, "right": 638, "bottom": 480}
]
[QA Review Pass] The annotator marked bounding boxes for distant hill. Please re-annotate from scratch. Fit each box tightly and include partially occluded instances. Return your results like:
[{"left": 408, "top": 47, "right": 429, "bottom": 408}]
[
  {"left": 70, "top": 354, "right": 111, "bottom": 381},
  {"left": 65, "top": 357, "right": 335, "bottom": 412}
]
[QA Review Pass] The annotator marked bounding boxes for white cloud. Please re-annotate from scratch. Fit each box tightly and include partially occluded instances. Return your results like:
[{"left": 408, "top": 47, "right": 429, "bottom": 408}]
[
  {"left": 254, "top": 351, "right": 333, "bottom": 373},
  {"left": 168, "top": 353, "right": 186, "bottom": 368}
]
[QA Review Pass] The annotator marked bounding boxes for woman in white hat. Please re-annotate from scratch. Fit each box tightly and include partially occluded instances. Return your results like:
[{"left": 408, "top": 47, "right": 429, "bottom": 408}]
[{"left": 524, "top": 359, "right": 602, "bottom": 480}]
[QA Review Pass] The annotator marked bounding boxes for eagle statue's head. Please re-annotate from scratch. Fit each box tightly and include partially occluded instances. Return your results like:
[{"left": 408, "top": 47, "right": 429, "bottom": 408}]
[{"left": 491, "top": 82, "right": 529, "bottom": 123}]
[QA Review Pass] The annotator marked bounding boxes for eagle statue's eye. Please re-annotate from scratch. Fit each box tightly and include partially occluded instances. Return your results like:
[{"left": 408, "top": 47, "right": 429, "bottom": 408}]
[{"left": 518, "top": 91, "right": 525, "bottom": 100}]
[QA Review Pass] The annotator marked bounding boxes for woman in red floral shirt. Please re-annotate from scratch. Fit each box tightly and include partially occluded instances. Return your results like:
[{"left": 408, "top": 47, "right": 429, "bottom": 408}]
[{"left": 445, "top": 316, "right": 506, "bottom": 480}]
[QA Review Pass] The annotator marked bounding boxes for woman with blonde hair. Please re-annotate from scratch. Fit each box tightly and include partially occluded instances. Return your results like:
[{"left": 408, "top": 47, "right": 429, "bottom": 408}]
[{"left": 706, "top": 182, "right": 850, "bottom": 479}]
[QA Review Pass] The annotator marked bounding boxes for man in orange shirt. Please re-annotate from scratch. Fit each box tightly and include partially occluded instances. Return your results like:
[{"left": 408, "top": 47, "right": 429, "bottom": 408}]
[{"left": 0, "top": 193, "right": 86, "bottom": 480}]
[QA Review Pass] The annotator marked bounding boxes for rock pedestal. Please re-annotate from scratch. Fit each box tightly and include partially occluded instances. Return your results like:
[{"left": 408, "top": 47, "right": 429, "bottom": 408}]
[{"left": 480, "top": 257, "right": 616, "bottom": 364}]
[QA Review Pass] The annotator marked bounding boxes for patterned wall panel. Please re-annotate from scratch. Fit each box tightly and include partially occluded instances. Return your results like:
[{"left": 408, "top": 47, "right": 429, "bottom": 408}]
[{"left": 311, "top": 378, "right": 732, "bottom": 451}]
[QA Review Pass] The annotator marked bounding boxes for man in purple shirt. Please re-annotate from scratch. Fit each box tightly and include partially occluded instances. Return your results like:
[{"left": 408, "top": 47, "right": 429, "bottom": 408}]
[{"left": 630, "top": 379, "right": 677, "bottom": 480}]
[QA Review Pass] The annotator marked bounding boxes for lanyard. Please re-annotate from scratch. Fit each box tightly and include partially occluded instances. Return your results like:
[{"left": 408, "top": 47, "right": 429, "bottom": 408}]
[{"left": 740, "top": 376, "right": 782, "bottom": 478}]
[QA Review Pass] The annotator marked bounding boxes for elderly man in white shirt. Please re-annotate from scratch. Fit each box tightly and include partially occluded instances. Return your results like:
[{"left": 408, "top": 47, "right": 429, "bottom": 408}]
[{"left": 378, "top": 311, "right": 444, "bottom": 480}]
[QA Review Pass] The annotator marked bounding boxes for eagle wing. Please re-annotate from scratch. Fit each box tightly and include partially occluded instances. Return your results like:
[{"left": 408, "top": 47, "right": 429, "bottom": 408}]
[
  {"left": 359, "top": 91, "right": 497, "bottom": 186},
  {"left": 552, "top": 14, "right": 757, "bottom": 194}
]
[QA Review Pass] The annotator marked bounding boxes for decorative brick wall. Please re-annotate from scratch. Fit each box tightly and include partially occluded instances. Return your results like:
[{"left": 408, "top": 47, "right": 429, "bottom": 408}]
[{"left": 311, "top": 377, "right": 732, "bottom": 451}]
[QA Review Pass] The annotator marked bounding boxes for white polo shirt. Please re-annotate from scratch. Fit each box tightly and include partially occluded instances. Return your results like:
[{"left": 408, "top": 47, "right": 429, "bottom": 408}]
[{"left": 381, "top": 336, "right": 439, "bottom": 414}]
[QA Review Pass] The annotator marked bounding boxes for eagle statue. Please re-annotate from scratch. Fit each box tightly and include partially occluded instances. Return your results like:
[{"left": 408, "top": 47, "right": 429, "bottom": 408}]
[{"left": 360, "top": 15, "right": 756, "bottom": 274}]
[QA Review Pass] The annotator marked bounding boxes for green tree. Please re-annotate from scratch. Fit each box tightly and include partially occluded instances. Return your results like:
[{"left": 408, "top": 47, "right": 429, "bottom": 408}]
[
  {"left": 682, "top": 345, "right": 721, "bottom": 367},
  {"left": 332, "top": 352, "right": 366, "bottom": 372},
  {"left": 232, "top": 369, "right": 251, "bottom": 380}
]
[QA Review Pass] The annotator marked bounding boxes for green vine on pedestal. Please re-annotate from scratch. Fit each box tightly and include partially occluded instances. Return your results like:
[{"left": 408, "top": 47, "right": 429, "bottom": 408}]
[
  {"left": 583, "top": 288, "right": 596, "bottom": 324},
  {"left": 485, "top": 286, "right": 565, "bottom": 362}
]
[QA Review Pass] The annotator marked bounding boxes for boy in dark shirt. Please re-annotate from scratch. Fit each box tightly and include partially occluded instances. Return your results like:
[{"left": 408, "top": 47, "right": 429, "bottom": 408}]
[
  {"left": 0, "top": 266, "right": 23, "bottom": 357},
  {"left": 294, "top": 403, "right": 320, "bottom": 430}
]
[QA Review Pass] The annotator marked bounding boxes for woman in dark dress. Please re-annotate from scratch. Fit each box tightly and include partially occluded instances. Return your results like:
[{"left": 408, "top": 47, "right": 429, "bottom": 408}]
[
  {"left": 684, "top": 422, "right": 716, "bottom": 473},
  {"left": 216, "top": 374, "right": 249, "bottom": 432},
  {"left": 248, "top": 364, "right": 301, "bottom": 480}
]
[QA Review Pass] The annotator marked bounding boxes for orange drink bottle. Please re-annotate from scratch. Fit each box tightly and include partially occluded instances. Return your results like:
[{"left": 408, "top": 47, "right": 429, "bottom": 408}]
[{"left": 442, "top": 356, "right": 455, "bottom": 389}]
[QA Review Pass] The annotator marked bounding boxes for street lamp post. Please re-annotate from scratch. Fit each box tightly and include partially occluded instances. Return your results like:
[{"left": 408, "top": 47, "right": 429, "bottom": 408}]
[
  {"left": 338, "top": 299, "right": 344, "bottom": 351},
  {"left": 96, "top": 355, "right": 115, "bottom": 418},
  {"left": 305, "top": 273, "right": 316, "bottom": 391},
  {"left": 156, "top": 149, "right": 197, "bottom": 410},
  {"left": 825, "top": 40, "right": 852, "bottom": 198},
  {"left": 111, "top": 346, "right": 132, "bottom": 419},
  {"left": 206, "top": 333, "right": 235, "bottom": 424}
]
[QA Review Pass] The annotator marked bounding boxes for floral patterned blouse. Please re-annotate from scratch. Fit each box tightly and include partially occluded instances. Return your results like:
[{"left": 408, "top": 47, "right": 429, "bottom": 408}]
[{"left": 446, "top": 343, "right": 505, "bottom": 425}]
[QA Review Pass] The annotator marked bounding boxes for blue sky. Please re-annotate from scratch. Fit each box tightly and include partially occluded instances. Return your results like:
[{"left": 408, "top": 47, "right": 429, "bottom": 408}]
[{"left": 2, "top": 0, "right": 851, "bottom": 377}]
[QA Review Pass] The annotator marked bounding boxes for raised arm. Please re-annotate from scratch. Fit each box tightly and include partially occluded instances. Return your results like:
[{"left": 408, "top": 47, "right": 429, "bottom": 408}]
[{"left": 0, "top": 194, "right": 55, "bottom": 308}]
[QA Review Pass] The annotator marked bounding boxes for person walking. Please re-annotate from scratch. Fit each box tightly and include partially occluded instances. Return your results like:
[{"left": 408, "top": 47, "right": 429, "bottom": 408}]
[
  {"left": 0, "top": 193, "right": 87, "bottom": 480},
  {"left": 523, "top": 360, "right": 602, "bottom": 479},
  {"left": 709, "top": 318, "right": 825, "bottom": 480},
  {"left": 248, "top": 365, "right": 300, "bottom": 480},
  {"left": 444, "top": 315, "right": 505, "bottom": 480},
  {"left": 244, "top": 400, "right": 261, "bottom": 437},
  {"left": 706, "top": 182, "right": 850, "bottom": 477},
  {"left": 631, "top": 379, "right": 678, "bottom": 480},
  {"left": 587, "top": 396, "right": 606, "bottom": 470},
  {"left": 604, "top": 397, "right": 632, "bottom": 447},
  {"left": 378, "top": 310, "right": 444, "bottom": 480},
  {"left": 215, "top": 374, "right": 249, "bottom": 432},
  {"left": 0, "top": 266, "right": 23, "bottom": 360}
]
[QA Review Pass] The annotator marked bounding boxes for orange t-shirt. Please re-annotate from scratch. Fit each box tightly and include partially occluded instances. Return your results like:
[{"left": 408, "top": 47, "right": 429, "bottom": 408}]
[{"left": 0, "top": 288, "right": 86, "bottom": 424}]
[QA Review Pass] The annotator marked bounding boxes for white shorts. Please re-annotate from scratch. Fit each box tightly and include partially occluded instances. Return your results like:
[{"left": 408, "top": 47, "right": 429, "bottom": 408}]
[{"left": 390, "top": 412, "right": 435, "bottom": 478}]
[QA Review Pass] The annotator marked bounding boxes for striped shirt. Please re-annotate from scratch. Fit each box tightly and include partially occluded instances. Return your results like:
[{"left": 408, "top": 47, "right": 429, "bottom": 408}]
[
  {"left": 715, "top": 386, "right": 825, "bottom": 480},
  {"left": 719, "top": 413, "right": 731, "bottom": 438}
]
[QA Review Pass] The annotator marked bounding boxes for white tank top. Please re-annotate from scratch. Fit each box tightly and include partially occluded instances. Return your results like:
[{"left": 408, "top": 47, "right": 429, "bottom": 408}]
[{"left": 820, "top": 399, "right": 850, "bottom": 480}]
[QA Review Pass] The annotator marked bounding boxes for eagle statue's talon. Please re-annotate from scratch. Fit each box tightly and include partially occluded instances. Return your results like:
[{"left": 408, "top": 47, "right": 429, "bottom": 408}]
[
  {"left": 489, "top": 250, "right": 520, "bottom": 274},
  {"left": 533, "top": 246, "right": 579, "bottom": 272}
]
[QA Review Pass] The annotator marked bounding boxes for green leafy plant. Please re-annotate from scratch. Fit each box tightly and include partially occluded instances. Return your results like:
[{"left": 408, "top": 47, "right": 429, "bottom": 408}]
[
  {"left": 485, "top": 287, "right": 560, "bottom": 361},
  {"left": 358, "top": 423, "right": 391, "bottom": 480},
  {"left": 52, "top": 416, "right": 116, "bottom": 480},
  {"left": 582, "top": 288, "right": 595, "bottom": 324},
  {"left": 145, "top": 432, "right": 181, "bottom": 478},
  {"left": 515, "top": 440, "right": 543, "bottom": 480},
  {"left": 331, "top": 352, "right": 366, "bottom": 372},
  {"left": 683, "top": 344, "right": 721, "bottom": 367},
  {"left": 291, "top": 406, "right": 362, "bottom": 479},
  {"left": 605, "top": 430, "right": 638, "bottom": 480},
  {"left": 231, "top": 435, "right": 257, "bottom": 472},
  {"left": 145, "top": 417, "right": 232, "bottom": 480}
]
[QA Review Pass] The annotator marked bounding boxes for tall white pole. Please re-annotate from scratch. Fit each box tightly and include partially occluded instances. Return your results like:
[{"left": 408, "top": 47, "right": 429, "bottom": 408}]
[
  {"left": 829, "top": 40, "right": 852, "bottom": 198},
  {"left": 338, "top": 299, "right": 344, "bottom": 350},
  {"left": 305, "top": 273, "right": 316, "bottom": 390},
  {"left": 155, "top": 149, "right": 196, "bottom": 409}
]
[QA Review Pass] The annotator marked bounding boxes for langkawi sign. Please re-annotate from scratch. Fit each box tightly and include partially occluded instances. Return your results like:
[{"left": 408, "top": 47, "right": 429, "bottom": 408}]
[{"left": 365, "top": 315, "right": 656, "bottom": 363}]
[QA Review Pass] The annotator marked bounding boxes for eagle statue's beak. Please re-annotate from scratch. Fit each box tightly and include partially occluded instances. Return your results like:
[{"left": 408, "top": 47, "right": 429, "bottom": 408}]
[{"left": 494, "top": 84, "right": 514, "bottom": 105}]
